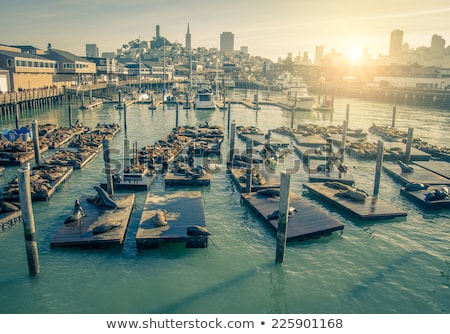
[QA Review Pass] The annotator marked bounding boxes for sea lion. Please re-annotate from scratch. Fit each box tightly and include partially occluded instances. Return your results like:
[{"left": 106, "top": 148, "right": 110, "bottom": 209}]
[
  {"left": 92, "top": 222, "right": 121, "bottom": 235},
  {"left": 64, "top": 199, "right": 85, "bottom": 224},
  {"left": 335, "top": 189, "right": 368, "bottom": 202},
  {"left": 424, "top": 187, "right": 449, "bottom": 201},
  {"left": 256, "top": 189, "right": 280, "bottom": 198},
  {"left": 397, "top": 160, "right": 414, "bottom": 173},
  {"left": 87, "top": 185, "right": 118, "bottom": 209},
  {"left": 405, "top": 182, "right": 429, "bottom": 191},
  {"left": 267, "top": 207, "right": 297, "bottom": 220},
  {"left": 186, "top": 225, "right": 211, "bottom": 236},
  {"left": 151, "top": 209, "right": 168, "bottom": 227},
  {"left": 0, "top": 201, "right": 20, "bottom": 212}
]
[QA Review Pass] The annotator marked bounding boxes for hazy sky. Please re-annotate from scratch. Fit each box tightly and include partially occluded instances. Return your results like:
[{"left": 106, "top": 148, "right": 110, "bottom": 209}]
[{"left": 1, "top": 0, "right": 449, "bottom": 60}]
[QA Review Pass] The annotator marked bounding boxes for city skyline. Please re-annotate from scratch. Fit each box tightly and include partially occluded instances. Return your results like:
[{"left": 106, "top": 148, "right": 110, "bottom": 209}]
[{"left": 1, "top": 1, "right": 449, "bottom": 61}]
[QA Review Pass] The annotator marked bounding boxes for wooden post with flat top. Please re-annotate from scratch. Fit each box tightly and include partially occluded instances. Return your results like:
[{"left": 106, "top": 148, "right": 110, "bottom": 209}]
[
  {"left": 102, "top": 139, "right": 114, "bottom": 196},
  {"left": 275, "top": 172, "right": 291, "bottom": 264},
  {"left": 18, "top": 163, "right": 40, "bottom": 276},
  {"left": 373, "top": 140, "right": 384, "bottom": 197}
]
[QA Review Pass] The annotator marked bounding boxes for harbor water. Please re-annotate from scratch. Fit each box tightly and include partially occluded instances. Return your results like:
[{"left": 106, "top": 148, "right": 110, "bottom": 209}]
[{"left": 0, "top": 92, "right": 449, "bottom": 314}]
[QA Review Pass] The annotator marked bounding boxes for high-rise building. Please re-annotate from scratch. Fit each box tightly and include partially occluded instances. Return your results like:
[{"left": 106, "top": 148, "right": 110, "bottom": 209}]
[
  {"left": 86, "top": 44, "right": 99, "bottom": 58},
  {"left": 220, "top": 32, "right": 234, "bottom": 53},
  {"left": 389, "top": 29, "right": 403, "bottom": 59},
  {"left": 314, "top": 45, "right": 324, "bottom": 65},
  {"left": 185, "top": 23, "right": 191, "bottom": 50},
  {"left": 156, "top": 25, "right": 160, "bottom": 39},
  {"left": 430, "top": 34, "right": 445, "bottom": 56}
]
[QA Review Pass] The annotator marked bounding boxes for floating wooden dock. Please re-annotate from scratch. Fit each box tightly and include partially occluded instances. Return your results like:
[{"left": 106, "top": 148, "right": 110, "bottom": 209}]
[
  {"left": 240, "top": 191, "right": 345, "bottom": 241},
  {"left": 238, "top": 133, "right": 290, "bottom": 147},
  {"left": 164, "top": 171, "right": 211, "bottom": 186},
  {"left": 0, "top": 210, "right": 22, "bottom": 231},
  {"left": 412, "top": 160, "right": 450, "bottom": 180},
  {"left": 136, "top": 191, "right": 208, "bottom": 249},
  {"left": 79, "top": 100, "right": 104, "bottom": 110},
  {"left": 383, "top": 142, "right": 431, "bottom": 161},
  {"left": 307, "top": 168, "right": 355, "bottom": 186},
  {"left": 2, "top": 165, "right": 74, "bottom": 202},
  {"left": 50, "top": 193, "right": 135, "bottom": 248},
  {"left": 101, "top": 173, "right": 156, "bottom": 191},
  {"left": 227, "top": 163, "right": 280, "bottom": 192},
  {"left": 400, "top": 185, "right": 450, "bottom": 209},
  {"left": 383, "top": 162, "right": 450, "bottom": 186},
  {"left": 303, "top": 182, "right": 407, "bottom": 220}
]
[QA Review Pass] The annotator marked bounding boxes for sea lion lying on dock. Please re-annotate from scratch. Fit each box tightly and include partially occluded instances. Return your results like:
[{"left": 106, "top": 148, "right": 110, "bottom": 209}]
[
  {"left": 92, "top": 222, "right": 121, "bottom": 235},
  {"left": 397, "top": 160, "right": 414, "bottom": 173},
  {"left": 186, "top": 225, "right": 211, "bottom": 236},
  {"left": 64, "top": 199, "right": 85, "bottom": 224},
  {"left": 267, "top": 207, "right": 297, "bottom": 220},
  {"left": 87, "top": 185, "right": 118, "bottom": 209},
  {"left": 405, "top": 182, "right": 429, "bottom": 191},
  {"left": 256, "top": 188, "right": 280, "bottom": 198},
  {"left": 424, "top": 186, "right": 449, "bottom": 201},
  {"left": 335, "top": 188, "right": 368, "bottom": 202},
  {"left": 151, "top": 209, "right": 168, "bottom": 227}
]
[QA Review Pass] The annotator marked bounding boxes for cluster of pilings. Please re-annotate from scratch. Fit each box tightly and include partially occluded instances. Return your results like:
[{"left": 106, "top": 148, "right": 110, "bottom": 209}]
[{"left": 0, "top": 88, "right": 66, "bottom": 116}]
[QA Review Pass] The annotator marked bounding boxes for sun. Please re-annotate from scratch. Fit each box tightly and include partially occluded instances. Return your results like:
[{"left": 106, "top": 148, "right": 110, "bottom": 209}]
[{"left": 348, "top": 47, "right": 362, "bottom": 61}]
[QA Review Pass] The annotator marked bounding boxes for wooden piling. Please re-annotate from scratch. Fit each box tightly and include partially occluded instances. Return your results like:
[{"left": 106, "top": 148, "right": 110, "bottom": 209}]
[
  {"left": 31, "top": 120, "right": 41, "bottom": 165},
  {"left": 404, "top": 128, "right": 414, "bottom": 164},
  {"left": 290, "top": 93, "right": 297, "bottom": 129},
  {"left": 102, "top": 139, "right": 114, "bottom": 196},
  {"left": 346, "top": 104, "right": 350, "bottom": 126},
  {"left": 391, "top": 106, "right": 397, "bottom": 128},
  {"left": 229, "top": 121, "right": 236, "bottom": 163},
  {"left": 123, "top": 139, "right": 130, "bottom": 169},
  {"left": 14, "top": 103, "right": 19, "bottom": 129},
  {"left": 341, "top": 120, "right": 348, "bottom": 163},
  {"left": 175, "top": 102, "right": 179, "bottom": 127},
  {"left": 275, "top": 172, "right": 291, "bottom": 264},
  {"left": 245, "top": 140, "right": 253, "bottom": 193},
  {"left": 67, "top": 94, "right": 73, "bottom": 127},
  {"left": 123, "top": 103, "right": 127, "bottom": 130},
  {"left": 18, "top": 164, "right": 40, "bottom": 276},
  {"left": 373, "top": 140, "right": 384, "bottom": 197},
  {"left": 227, "top": 102, "right": 231, "bottom": 134}
]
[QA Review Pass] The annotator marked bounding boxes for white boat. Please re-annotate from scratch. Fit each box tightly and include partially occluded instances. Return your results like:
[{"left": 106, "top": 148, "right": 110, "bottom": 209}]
[
  {"left": 276, "top": 72, "right": 315, "bottom": 110},
  {"left": 193, "top": 84, "right": 216, "bottom": 110}
]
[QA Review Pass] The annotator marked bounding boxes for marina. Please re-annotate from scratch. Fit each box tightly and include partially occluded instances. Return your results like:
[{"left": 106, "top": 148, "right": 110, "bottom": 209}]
[{"left": 0, "top": 93, "right": 448, "bottom": 314}]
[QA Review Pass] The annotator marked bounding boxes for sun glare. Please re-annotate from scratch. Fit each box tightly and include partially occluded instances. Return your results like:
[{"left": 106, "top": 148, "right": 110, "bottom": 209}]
[{"left": 349, "top": 47, "right": 362, "bottom": 61}]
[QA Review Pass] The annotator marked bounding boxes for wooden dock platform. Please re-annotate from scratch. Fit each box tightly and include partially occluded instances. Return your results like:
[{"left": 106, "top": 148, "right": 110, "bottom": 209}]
[
  {"left": 303, "top": 182, "right": 407, "bottom": 220},
  {"left": 0, "top": 210, "right": 22, "bottom": 231},
  {"left": 240, "top": 191, "right": 345, "bottom": 241},
  {"left": 50, "top": 193, "right": 135, "bottom": 248},
  {"left": 227, "top": 163, "right": 280, "bottom": 192},
  {"left": 164, "top": 172, "right": 211, "bottom": 186},
  {"left": 383, "top": 142, "right": 431, "bottom": 161},
  {"left": 2, "top": 165, "right": 74, "bottom": 202},
  {"left": 308, "top": 168, "right": 355, "bottom": 186},
  {"left": 412, "top": 160, "right": 450, "bottom": 180},
  {"left": 400, "top": 185, "right": 450, "bottom": 209},
  {"left": 101, "top": 173, "right": 156, "bottom": 191},
  {"left": 79, "top": 100, "right": 104, "bottom": 110},
  {"left": 383, "top": 162, "right": 450, "bottom": 186},
  {"left": 136, "top": 191, "right": 209, "bottom": 249}
]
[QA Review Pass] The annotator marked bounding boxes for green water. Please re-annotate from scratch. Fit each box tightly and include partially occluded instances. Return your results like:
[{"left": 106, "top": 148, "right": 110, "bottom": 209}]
[{"left": 0, "top": 92, "right": 449, "bottom": 314}]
